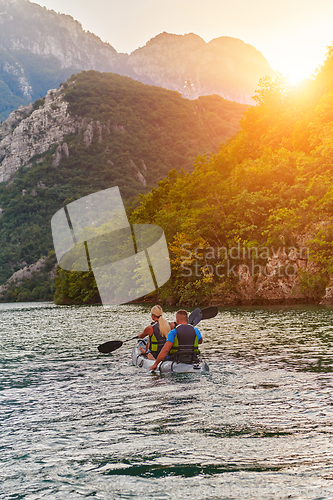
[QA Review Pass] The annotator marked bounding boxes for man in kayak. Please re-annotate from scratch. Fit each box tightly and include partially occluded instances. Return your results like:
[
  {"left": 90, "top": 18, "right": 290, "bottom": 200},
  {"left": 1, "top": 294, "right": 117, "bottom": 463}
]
[
  {"left": 149, "top": 309, "right": 203, "bottom": 370},
  {"left": 138, "top": 305, "right": 173, "bottom": 360}
]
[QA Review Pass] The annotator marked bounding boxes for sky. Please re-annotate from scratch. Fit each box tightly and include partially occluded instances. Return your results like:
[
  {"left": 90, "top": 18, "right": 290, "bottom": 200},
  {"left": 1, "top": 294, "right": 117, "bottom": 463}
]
[{"left": 35, "top": 0, "right": 333, "bottom": 84}]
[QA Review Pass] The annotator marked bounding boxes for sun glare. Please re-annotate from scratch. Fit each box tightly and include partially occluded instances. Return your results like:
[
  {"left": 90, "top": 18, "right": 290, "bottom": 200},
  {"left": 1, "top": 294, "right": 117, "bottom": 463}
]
[{"left": 286, "top": 70, "right": 308, "bottom": 87}]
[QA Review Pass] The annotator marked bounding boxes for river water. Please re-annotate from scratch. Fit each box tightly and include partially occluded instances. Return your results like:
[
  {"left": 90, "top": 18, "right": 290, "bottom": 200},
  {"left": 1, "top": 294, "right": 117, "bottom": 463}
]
[{"left": 1, "top": 302, "right": 333, "bottom": 499}]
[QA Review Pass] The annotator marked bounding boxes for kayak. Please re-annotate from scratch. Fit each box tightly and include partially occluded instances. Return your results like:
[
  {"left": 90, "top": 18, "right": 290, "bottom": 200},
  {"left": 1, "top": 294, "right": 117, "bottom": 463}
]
[{"left": 131, "top": 339, "right": 209, "bottom": 373}]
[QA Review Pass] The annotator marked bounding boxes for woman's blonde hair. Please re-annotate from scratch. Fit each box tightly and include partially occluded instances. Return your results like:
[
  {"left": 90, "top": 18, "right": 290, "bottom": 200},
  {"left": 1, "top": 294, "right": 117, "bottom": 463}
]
[{"left": 151, "top": 305, "right": 170, "bottom": 338}]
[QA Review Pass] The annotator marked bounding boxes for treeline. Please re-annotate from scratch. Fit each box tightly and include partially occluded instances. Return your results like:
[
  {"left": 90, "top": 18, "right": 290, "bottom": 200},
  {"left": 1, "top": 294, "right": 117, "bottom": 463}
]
[{"left": 55, "top": 43, "right": 333, "bottom": 305}]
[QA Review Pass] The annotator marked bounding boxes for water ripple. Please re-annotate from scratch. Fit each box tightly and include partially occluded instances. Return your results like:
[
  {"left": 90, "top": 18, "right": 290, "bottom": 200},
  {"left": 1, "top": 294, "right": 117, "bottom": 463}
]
[{"left": 1, "top": 303, "right": 333, "bottom": 499}]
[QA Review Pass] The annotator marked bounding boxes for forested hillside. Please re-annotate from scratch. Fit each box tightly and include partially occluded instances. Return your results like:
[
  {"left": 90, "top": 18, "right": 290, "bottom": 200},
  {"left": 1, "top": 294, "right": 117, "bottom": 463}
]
[
  {"left": 55, "top": 44, "right": 333, "bottom": 306},
  {"left": 0, "top": 71, "right": 247, "bottom": 302}
]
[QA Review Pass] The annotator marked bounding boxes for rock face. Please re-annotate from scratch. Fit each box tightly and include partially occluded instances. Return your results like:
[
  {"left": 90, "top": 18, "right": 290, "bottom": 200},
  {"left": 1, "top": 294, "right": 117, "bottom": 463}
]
[
  {"left": 0, "top": 0, "right": 278, "bottom": 119},
  {"left": 0, "top": 255, "right": 50, "bottom": 296},
  {"left": 129, "top": 33, "right": 278, "bottom": 104},
  {"left": 0, "top": 254, "right": 57, "bottom": 300},
  {"left": 213, "top": 247, "right": 315, "bottom": 306},
  {"left": 0, "top": 70, "right": 249, "bottom": 184},
  {"left": 0, "top": 0, "right": 123, "bottom": 119},
  {"left": 0, "top": 0, "right": 120, "bottom": 69},
  {"left": 0, "top": 83, "right": 123, "bottom": 182},
  {"left": 0, "top": 87, "right": 76, "bottom": 182}
]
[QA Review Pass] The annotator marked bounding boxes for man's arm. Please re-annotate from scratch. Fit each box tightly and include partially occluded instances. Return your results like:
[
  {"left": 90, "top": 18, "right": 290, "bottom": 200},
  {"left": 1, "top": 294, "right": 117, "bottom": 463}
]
[
  {"left": 194, "top": 327, "right": 203, "bottom": 344},
  {"left": 149, "top": 341, "right": 173, "bottom": 371}
]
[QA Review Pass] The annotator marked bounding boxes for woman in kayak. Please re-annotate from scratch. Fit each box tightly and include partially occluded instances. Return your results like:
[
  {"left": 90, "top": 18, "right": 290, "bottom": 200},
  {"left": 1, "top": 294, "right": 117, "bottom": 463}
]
[{"left": 138, "top": 305, "right": 173, "bottom": 360}]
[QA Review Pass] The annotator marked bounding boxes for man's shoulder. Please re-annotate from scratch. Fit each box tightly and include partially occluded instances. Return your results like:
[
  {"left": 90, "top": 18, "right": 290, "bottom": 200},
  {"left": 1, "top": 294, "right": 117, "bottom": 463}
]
[
  {"left": 167, "top": 328, "right": 177, "bottom": 341},
  {"left": 194, "top": 326, "right": 202, "bottom": 337}
]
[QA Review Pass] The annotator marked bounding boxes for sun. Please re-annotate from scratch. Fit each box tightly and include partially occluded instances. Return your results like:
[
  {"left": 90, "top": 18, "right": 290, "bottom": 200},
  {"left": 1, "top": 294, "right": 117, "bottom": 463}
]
[{"left": 286, "top": 70, "right": 308, "bottom": 87}]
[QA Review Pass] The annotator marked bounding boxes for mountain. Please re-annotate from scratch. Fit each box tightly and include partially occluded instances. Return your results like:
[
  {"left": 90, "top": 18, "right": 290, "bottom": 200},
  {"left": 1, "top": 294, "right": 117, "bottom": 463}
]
[
  {"left": 0, "top": 0, "right": 278, "bottom": 120},
  {"left": 55, "top": 45, "right": 333, "bottom": 306},
  {"left": 0, "top": 70, "right": 248, "bottom": 302},
  {"left": 128, "top": 32, "right": 278, "bottom": 104},
  {"left": 0, "top": 0, "right": 121, "bottom": 120}
]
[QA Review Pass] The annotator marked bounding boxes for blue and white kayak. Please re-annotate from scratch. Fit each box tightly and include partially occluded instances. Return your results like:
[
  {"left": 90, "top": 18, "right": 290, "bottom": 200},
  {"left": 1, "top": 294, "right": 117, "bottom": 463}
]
[{"left": 131, "top": 339, "right": 209, "bottom": 373}]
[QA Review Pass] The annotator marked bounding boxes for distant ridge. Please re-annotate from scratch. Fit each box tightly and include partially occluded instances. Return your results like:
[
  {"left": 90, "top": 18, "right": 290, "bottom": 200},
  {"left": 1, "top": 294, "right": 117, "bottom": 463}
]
[
  {"left": 0, "top": 0, "right": 278, "bottom": 119},
  {"left": 129, "top": 32, "right": 279, "bottom": 103}
]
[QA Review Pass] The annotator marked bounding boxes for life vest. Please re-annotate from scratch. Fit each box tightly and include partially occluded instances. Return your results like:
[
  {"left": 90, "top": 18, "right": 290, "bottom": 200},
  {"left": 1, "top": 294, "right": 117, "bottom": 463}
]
[
  {"left": 169, "top": 324, "right": 199, "bottom": 355},
  {"left": 149, "top": 321, "right": 166, "bottom": 356}
]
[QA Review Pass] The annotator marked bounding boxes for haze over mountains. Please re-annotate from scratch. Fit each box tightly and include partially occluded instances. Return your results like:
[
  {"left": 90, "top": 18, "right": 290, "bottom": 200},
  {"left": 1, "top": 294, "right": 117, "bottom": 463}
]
[{"left": 0, "top": 0, "right": 278, "bottom": 120}]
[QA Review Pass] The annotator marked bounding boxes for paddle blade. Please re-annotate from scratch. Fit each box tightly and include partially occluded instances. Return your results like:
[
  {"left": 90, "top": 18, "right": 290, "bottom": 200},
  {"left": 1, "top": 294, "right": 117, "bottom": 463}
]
[
  {"left": 98, "top": 340, "right": 123, "bottom": 353},
  {"left": 201, "top": 306, "right": 218, "bottom": 320},
  {"left": 188, "top": 308, "right": 202, "bottom": 325}
]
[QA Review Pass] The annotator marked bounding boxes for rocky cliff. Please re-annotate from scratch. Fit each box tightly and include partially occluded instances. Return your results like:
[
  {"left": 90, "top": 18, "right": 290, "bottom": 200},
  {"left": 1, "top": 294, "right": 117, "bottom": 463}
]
[
  {"left": 129, "top": 33, "right": 278, "bottom": 104},
  {"left": 0, "top": 0, "right": 278, "bottom": 119},
  {"left": 0, "top": 0, "right": 120, "bottom": 69},
  {"left": 0, "top": 71, "right": 247, "bottom": 183},
  {"left": 0, "top": 87, "right": 75, "bottom": 182},
  {"left": 210, "top": 247, "right": 317, "bottom": 307}
]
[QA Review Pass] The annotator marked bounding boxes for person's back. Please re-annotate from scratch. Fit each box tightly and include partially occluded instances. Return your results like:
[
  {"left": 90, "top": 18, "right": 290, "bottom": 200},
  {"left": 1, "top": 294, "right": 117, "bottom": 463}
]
[
  {"left": 138, "top": 305, "right": 171, "bottom": 360},
  {"left": 170, "top": 323, "right": 199, "bottom": 350},
  {"left": 168, "top": 313, "right": 201, "bottom": 363},
  {"left": 149, "top": 320, "right": 167, "bottom": 358}
]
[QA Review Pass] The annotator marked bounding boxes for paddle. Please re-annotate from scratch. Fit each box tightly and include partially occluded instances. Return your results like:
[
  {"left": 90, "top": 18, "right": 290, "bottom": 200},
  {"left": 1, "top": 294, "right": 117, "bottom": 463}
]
[
  {"left": 190, "top": 306, "right": 218, "bottom": 326},
  {"left": 200, "top": 306, "right": 218, "bottom": 321},
  {"left": 188, "top": 307, "right": 202, "bottom": 325},
  {"left": 97, "top": 336, "right": 138, "bottom": 353},
  {"left": 97, "top": 306, "right": 218, "bottom": 353}
]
